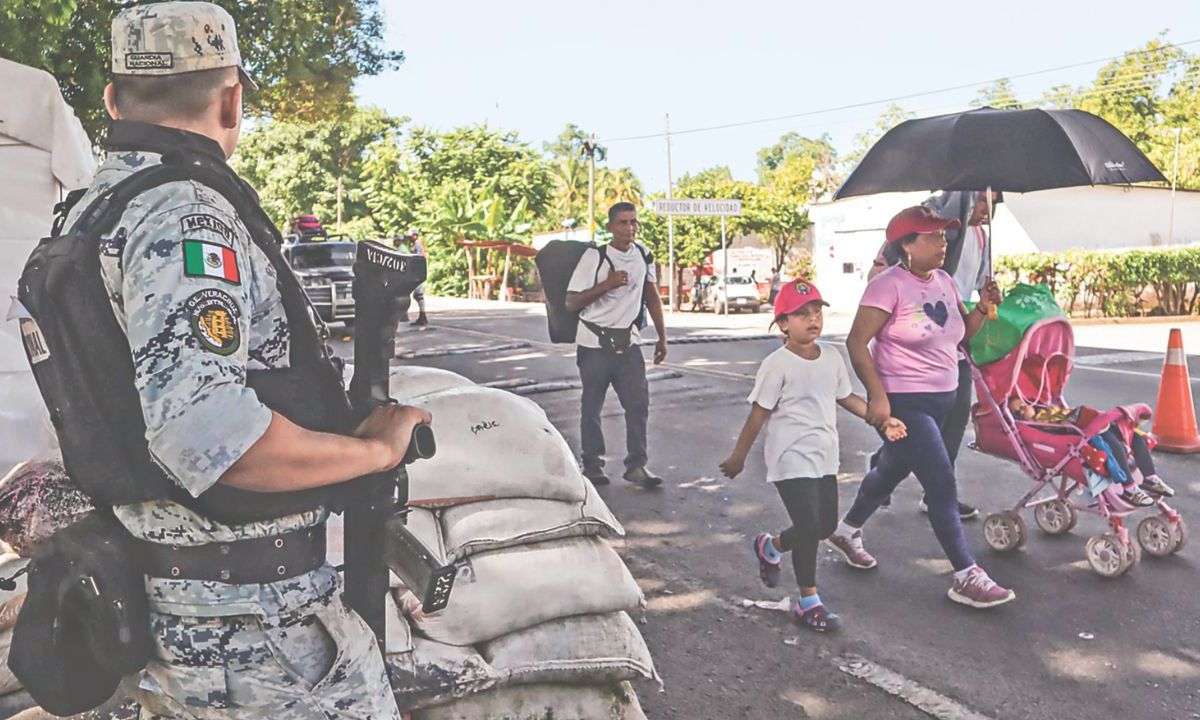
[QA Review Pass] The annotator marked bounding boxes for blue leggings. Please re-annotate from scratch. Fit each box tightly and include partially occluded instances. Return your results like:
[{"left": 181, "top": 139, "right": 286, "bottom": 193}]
[{"left": 845, "top": 391, "right": 975, "bottom": 571}]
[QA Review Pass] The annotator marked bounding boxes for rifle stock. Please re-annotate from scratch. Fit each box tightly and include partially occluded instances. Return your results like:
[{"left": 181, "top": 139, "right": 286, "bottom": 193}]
[{"left": 344, "top": 241, "right": 456, "bottom": 649}]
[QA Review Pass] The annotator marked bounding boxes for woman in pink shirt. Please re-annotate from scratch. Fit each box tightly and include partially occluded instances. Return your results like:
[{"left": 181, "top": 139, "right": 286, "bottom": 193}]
[{"left": 825, "top": 206, "right": 1015, "bottom": 609}]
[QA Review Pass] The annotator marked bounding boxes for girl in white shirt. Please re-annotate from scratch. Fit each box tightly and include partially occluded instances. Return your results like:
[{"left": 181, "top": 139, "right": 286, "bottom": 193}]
[{"left": 720, "top": 280, "right": 905, "bottom": 632}]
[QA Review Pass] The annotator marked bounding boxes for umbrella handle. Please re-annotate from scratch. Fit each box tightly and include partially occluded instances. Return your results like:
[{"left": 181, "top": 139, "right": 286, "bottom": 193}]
[{"left": 986, "top": 187, "right": 998, "bottom": 321}]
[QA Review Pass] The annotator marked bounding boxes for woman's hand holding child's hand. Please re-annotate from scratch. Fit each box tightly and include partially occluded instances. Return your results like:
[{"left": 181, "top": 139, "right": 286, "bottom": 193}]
[{"left": 881, "top": 417, "right": 907, "bottom": 442}]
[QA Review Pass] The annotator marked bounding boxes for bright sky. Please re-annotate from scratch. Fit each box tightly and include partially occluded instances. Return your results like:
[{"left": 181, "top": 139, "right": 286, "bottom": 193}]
[{"left": 356, "top": 0, "right": 1200, "bottom": 194}]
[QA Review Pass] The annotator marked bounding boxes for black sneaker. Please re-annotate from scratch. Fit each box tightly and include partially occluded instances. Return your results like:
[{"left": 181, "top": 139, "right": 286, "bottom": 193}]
[
  {"left": 1120, "top": 487, "right": 1156, "bottom": 507},
  {"left": 623, "top": 466, "right": 663, "bottom": 489},
  {"left": 919, "top": 497, "right": 980, "bottom": 520},
  {"left": 411, "top": 314, "right": 428, "bottom": 327},
  {"left": 753, "top": 533, "right": 782, "bottom": 588},
  {"left": 583, "top": 467, "right": 610, "bottom": 486}
]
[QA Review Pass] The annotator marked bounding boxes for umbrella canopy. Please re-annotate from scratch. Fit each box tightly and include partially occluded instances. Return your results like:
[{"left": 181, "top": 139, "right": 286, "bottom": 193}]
[{"left": 835, "top": 107, "right": 1166, "bottom": 199}]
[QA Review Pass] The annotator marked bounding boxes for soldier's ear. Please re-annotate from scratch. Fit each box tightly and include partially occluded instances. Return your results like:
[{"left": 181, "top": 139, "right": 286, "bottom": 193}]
[
  {"left": 218, "top": 81, "right": 243, "bottom": 131},
  {"left": 104, "top": 83, "right": 121, "bottom": 121}
]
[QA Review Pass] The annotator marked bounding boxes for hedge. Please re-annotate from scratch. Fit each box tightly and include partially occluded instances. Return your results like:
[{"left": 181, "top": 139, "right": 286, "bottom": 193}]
[{"left": 995, "top": 246, "right": 1200, "bottom": 318}]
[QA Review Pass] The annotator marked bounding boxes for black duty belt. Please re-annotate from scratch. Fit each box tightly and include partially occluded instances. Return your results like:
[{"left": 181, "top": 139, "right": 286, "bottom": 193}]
[{"left": 140, "top": 524, "right": 326, "bottom": 584}]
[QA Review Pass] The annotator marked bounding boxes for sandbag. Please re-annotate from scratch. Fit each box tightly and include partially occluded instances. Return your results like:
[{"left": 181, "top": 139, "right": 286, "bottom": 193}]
[
  {"left": 387, "top": 636, "right": 499, "bottom": 712},
  {"left": 440, "top": 484, "right": 622, "bottom": 561},
  {"left": 389, "top": 365, "right": 475, "bottom": 401},
  {"left": 0, "top": 454, "right": 94, "bottom": 556},
  {"left": 325, "top": 507, "right": 444, "bottom": 589},
  {"left": 412, "top": 681, "right": 646, "bottom": 720},
  {"left": 405, "top": 536, "right": 644, "bottom": 646},
  {"left": 482, "top": 612, "right": 656, "bottom": 688},
  {"left": 0, "top": 626, "right": 21, "bottom": 695},
  {"left": 407, "top": 387, "right": 586, "bottom": 505},
  {"left": 0, "top": 592, "right": 25, "bottom": 632}
]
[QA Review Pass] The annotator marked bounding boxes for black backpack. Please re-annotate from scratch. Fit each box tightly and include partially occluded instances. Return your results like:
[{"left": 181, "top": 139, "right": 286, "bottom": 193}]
[{"left": 535, "top": 240, "right": 653, "bottom": 344}]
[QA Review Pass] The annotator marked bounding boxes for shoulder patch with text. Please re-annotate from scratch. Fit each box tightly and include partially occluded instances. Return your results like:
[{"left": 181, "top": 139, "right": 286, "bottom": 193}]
[
  {"left": 185, "top": 289, "right": 241, "bottom": 356},
  {"left": 180, "top": 213, "right": 235, "bottom": 242}
]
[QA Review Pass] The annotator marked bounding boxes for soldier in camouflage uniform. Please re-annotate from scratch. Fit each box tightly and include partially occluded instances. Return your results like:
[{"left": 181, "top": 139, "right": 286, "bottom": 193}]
[{"left": 60, "top": 3, "right": 431, "bottom": 718}]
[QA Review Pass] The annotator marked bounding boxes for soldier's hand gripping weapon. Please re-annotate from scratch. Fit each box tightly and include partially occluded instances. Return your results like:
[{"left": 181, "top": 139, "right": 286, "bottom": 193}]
[{"left": 344, "top": 240, "right": 457, "bottom": 647}]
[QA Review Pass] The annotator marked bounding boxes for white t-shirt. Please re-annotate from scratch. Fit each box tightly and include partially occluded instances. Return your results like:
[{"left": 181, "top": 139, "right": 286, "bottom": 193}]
[
  {"left": 567, "top": 242, "right": 657, "bottom": 349},
  {"left": 747, "top": 343, "right": 853, "bottom": 482}
]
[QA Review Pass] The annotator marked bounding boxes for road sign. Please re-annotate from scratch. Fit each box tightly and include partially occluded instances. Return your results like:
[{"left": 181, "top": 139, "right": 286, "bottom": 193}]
[{"left": 652, "top": 199, "right": 742, "bottom": 217}]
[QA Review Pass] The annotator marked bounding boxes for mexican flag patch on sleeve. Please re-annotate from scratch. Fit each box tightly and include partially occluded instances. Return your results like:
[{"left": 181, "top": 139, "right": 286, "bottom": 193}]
[{"left": 183, "top": 240, "right": 241, "bottom": 285}]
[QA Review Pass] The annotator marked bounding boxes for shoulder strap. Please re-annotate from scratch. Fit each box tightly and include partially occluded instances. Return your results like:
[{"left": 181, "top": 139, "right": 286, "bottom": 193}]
[{"left": 592, "top": 244, "right": 614, "bottom": 284}]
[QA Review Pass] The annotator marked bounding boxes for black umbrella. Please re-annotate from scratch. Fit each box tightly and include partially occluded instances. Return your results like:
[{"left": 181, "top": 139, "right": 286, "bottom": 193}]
[{"left": 834, "top": 107, "right": 1166, "bottom": 199}]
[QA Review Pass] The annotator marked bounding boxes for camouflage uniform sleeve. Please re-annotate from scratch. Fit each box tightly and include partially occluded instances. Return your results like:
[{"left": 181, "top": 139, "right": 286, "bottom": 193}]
[{"left": 116, "top": 182, "right": 273, "bottom": 497}]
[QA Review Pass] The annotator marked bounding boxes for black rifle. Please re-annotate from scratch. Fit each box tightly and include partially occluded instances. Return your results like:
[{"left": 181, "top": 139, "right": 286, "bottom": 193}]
[{"left": 344, "top": 240, "right": 457, "bottom": 648}]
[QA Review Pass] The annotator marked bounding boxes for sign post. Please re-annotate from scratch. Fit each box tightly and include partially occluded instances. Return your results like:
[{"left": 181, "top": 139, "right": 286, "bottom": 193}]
[{"left": 651, "top": 199, "right": 742, "bottom": 315}]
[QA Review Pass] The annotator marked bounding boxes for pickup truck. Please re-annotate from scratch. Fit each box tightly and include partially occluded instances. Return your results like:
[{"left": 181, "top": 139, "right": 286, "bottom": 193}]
[{"left": 282, "top": 240, "right": 358, "bottom": 325}]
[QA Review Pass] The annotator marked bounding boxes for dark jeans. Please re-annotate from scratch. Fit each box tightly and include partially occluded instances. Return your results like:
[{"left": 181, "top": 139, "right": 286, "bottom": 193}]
[
  {"left": 774, "top": 476, "right": 838, "bottom": 588},
  {"left": 577, "top": 346, "right": 649, "bottom": 472},
  {"left": 1100, "top": 427, "right": 1157, "bottom": 485},
  {"left": 872, "top": 358, "right": 974, "bottom": 489},
  {"left": 846, "top": 391, "right": 975, "bottom": 571}
]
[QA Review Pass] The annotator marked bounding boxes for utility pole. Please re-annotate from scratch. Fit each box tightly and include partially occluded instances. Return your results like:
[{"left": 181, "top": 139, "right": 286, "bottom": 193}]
[
  {"left": 582, "top": 135, "right": 599, "bottom": 242},
  {"left": 1168, "top": 127, "right": 1182, "bottom": 247},
  {"left": 336, "top": 175, "right": 344, "bottom": 232},
  {"left": 665, "top": 114, "right": 675, "bottom": 312}
]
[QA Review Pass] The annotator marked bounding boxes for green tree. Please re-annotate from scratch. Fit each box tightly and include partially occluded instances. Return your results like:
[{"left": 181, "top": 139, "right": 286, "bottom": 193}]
[
  {"left": 843, "top": 103, "right": 916, "bottom": 172},
  {"left": 756, "top": 132, "right": 840, "bottom": 198},
  {"left": 971, "top": 78, "right": 1024, "bottom": 109},
  {"left": 639, "top": 167, "right": 752, "bottom": 309},
  {"left": 541, "top": 124, "right": 643, "bottom": 233},
  {"left": 743, "top": 160, "right": 814, "bottom": 271},
  {"left": 360, "top": 124, "right": 551, "bottom": 296},
  {"left": 1074, "top": 36, "right": 1186, "bottom": 157},
  {"left": 231, "top": 107, "right": 404, "bottom": 235},
  {"left": 0, "top": 0, "right": 403, "bottom": 139}
]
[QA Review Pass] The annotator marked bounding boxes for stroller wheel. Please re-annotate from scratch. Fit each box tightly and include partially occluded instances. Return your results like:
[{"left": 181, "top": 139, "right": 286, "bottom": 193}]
[
  {"left": 1171, "top": 518, "right": 1188, "bottom": 553},
  {"left": 1034, "top": 500, "right": 1077, "bottom": 536},
  {"left": 1085, "top": 533, "right": 1136, "bottom": 578},
  {"left": 983, "top": 511, "right": 1026, "bottom": 552},
  {"left": 1137, "top": 515, "right": 1180, "bottom": 557}
]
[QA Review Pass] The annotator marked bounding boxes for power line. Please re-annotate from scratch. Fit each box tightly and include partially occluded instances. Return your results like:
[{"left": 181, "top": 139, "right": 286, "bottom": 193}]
[{"left": 601, "top": 38, "right": 1200, "bottom": 143}]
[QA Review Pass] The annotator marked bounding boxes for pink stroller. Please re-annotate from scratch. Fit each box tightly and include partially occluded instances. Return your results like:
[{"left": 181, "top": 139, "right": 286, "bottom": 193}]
[{"left": 969, "top": 317, "right": 1187, "bottom": 577}]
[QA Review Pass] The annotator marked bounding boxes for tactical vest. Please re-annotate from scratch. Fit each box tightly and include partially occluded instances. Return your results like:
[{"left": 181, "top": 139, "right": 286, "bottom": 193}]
[{"left": 18, "top": 151, "right": 358, "bottom": 525}]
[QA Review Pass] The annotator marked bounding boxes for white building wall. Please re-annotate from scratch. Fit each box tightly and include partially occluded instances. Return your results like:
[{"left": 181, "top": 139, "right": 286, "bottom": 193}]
[{"left": 811, "top": 185, "right": 1198, "bottom": 315}]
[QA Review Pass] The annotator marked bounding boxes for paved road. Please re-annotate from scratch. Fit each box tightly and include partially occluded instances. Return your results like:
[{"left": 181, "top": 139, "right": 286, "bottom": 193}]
[{"left": 344, "top": 301, "right": 1200, "bottom": 720}]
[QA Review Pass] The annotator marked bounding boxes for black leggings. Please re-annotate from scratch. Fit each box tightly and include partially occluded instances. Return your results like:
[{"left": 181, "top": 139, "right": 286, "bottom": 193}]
[
  {"left": 1100, "top": 427, "right": 1157, "bottom": 484},
  {"left": 774, "top": 476, "right": 839, "bottom": 588}
]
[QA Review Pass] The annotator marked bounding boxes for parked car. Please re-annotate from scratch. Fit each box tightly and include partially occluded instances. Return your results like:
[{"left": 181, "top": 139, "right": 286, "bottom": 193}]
[
  {"left": 699, "top": 274, "right": 763, "bottom": 313},
  {"left": 283, "top": 240, "right": 358, "bottom": 325}
]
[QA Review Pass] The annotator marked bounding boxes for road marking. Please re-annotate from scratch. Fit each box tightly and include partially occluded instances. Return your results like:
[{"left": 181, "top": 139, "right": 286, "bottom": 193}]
[
  {"left": 836, "top": 655, "right": 995, "bottom": 720},
  {"left": 397, "top": 341, "right": 529, "bottom": 359},
  {"left": 1074, "top": 351, "right": 1161, "bottom": 366},
  {"left": 820, "top": 339, "right": 1200, "bottom": 384}
]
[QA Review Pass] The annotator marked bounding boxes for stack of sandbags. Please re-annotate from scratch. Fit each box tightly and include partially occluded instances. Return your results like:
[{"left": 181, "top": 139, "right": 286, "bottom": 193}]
[{"left": 331, "top": 367, "right": 657, "bottom": 718}]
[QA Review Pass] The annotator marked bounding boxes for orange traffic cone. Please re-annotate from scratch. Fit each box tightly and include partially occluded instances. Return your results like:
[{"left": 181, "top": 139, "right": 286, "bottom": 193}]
[{"left": 1151, "top": 328, "right": 1200, "bottom": 453}]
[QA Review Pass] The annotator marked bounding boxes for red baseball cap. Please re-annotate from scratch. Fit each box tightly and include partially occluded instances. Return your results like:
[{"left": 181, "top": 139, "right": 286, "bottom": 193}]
[
  {"left": 773, "top": 278, "right": 829, "bottom": 319},
  {"left": 885, "top": 206, "right": 962, "bottom": 243}
]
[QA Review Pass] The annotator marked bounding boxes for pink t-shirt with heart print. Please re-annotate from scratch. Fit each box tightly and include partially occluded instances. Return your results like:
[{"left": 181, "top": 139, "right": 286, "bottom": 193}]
[{"left": 859, "top": 265, "right": 965, "bottom": 394}]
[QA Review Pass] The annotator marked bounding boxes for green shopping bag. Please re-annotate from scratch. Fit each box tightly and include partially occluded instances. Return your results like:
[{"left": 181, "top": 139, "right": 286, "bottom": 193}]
[{"left": 966, "top": 283, "right": 1065, "bottom": 366}]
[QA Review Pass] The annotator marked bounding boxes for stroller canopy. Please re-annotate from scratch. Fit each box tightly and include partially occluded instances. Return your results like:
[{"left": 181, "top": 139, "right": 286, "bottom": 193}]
[{"left": 976, "top": 317, "right": 1075, "bottom": 408}]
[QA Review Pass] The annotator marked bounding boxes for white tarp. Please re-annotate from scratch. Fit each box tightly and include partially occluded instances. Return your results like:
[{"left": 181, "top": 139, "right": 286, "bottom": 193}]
[{"left": 0, "top": 59, "right": 95, "bottom": 472}]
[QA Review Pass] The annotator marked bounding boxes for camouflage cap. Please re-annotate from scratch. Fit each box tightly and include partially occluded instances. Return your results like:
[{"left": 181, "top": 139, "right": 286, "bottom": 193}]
[{"left": 112, "top": 2, "right": 258, "bottom": 89}]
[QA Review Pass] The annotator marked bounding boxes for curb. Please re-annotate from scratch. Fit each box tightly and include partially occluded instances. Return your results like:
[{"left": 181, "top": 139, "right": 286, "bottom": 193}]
[{"left": 1070, "top": 315, "right": 1200, "bottom": 327}]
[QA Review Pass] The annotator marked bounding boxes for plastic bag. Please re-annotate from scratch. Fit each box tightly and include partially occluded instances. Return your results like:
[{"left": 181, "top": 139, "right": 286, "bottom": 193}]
[{"left": 967, "top": 283, "right": 1065, "bottom": 366}]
